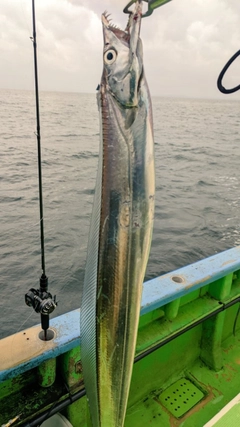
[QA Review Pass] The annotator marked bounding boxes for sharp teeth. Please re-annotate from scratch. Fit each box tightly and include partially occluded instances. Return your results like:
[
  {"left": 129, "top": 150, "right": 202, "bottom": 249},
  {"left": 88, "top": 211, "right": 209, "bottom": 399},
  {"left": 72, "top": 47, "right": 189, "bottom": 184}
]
[
  {"left": 102, "top": 12, "right": 110, "bottom": 27},
  {"left": 102, "top": 11, "right": 111, "bottom": 23},
  {"left": 102, "top": 11, "right": 123, "bottom": 32}
]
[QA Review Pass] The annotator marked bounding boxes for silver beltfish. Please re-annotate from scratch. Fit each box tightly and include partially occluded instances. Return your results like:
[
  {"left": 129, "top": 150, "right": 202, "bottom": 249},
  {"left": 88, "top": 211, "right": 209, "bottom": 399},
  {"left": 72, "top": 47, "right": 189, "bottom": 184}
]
[{"left": 80, "top": 2, "right": 155, "bottom": 426}]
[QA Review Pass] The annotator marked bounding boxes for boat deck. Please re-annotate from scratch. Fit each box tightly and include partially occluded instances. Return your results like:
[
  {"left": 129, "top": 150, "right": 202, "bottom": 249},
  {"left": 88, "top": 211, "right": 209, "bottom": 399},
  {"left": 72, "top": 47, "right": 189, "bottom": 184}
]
[
  {"left": 125, "top": 330, "right": 240, "bottom": 426},
  {"left": 204, "top": 393, "right": 240, "bottom": 427},
  {"left": 0, "top": 247, "right": 240, "bottom": 426}
]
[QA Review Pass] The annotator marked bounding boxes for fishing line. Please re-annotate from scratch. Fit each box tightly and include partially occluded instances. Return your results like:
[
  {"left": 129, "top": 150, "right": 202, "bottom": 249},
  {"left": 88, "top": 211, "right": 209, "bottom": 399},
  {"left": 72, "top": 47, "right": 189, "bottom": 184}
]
[{"left": 19, "top": 0, "right": 32, "bottom": 35}]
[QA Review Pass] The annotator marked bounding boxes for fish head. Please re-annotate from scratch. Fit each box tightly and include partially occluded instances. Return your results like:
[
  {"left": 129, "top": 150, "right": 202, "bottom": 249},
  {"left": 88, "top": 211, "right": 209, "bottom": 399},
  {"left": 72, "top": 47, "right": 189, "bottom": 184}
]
[{"left": 101, "top": 1, "right": 143, "bottom": 107}]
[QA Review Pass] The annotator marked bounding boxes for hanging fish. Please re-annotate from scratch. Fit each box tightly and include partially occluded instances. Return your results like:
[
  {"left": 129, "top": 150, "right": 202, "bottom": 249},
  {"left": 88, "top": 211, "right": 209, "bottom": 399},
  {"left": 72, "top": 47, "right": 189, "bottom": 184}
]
[{"left": 81, "top": 1, "right": 155, "bottom": 426}]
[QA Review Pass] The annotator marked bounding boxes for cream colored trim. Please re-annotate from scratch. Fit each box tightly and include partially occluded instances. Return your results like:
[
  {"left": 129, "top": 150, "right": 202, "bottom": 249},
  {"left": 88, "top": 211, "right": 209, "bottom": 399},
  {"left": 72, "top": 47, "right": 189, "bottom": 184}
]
[
  {"left": 0, "top": 325, "right": 56, "bottom": 372},
  {"left": 204, "top": 393, "right": 240, "bottom": 427}
]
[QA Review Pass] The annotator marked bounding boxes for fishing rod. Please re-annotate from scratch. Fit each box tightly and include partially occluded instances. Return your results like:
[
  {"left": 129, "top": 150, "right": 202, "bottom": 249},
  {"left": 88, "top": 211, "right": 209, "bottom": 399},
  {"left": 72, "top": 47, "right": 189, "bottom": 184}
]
[
  {"left": 25, "top": 0, "right": 57, "bottom": 340},
  {"left": 32, "top": 0, "right": 45, "bottom": 278}
]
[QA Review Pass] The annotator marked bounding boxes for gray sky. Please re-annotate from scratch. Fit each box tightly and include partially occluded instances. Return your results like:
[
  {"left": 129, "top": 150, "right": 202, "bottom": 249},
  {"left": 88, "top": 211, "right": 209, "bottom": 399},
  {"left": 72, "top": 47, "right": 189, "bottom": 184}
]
[{"left": 1, "top": 0, "right": 240, "bottom": 99}]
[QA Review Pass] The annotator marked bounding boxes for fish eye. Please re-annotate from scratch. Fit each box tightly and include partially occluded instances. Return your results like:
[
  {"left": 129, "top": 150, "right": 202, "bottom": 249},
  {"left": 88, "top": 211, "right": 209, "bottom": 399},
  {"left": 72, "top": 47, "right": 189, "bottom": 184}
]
[{"left": 104, "top": 49, "right": 117, "bottom": 65}]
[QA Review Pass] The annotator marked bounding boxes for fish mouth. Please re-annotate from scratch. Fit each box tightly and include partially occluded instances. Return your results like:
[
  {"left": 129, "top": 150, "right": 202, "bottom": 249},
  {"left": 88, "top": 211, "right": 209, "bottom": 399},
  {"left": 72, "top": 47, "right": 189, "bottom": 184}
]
[
  {"left": 101, "top": 1, "right": 142, "bottom": 51},
  {"left": 101, "top": 1, "right": 143, "bottom": 108}
]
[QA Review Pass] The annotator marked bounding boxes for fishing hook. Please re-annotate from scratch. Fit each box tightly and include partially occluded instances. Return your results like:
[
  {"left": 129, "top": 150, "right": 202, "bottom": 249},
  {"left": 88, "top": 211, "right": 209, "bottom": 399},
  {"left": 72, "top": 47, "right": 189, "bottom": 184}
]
[
  {"left": 217, "top": 49, "right": 240, "bottom": 94},
  {"left": 123, "top": 0, "right": 172, "bottom": 18}
]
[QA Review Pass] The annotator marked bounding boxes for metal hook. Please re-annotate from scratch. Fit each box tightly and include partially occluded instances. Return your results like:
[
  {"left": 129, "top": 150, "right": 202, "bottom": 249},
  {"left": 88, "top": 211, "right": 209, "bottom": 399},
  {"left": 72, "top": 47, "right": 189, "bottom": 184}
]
[
  {"left": 123, "top": 0, "right": 172, "bottom": 18},
  {"left": 217, "top": 49, "right": 240, "bottom": 94}
]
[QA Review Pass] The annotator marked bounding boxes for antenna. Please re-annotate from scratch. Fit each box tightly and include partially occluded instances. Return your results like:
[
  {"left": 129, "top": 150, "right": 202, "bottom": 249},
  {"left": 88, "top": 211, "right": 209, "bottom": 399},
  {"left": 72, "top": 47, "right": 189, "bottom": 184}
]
[{"left": 25, "top": 0, "right": 57, "bottom": 340}]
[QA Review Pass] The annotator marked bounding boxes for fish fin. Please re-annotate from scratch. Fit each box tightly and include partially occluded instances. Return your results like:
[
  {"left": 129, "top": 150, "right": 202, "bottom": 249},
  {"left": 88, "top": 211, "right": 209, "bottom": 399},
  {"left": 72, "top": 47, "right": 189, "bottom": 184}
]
[{"left": 80, "top": 131, "right": 103, "bottom": 427}]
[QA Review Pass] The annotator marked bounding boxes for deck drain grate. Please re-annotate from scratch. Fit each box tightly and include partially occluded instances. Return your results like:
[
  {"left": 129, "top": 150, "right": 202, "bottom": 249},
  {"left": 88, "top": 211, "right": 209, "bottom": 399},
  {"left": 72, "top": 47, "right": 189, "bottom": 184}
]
[{"left": 159, "top": 378, "right": 204, "bottom": 418}]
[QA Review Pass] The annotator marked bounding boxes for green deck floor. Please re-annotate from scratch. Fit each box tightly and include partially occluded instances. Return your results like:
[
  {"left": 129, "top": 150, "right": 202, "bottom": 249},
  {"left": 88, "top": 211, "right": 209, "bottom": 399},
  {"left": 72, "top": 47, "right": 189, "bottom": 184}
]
[{"left": 125, "top": 332, "right": 240, "bottom": 427}]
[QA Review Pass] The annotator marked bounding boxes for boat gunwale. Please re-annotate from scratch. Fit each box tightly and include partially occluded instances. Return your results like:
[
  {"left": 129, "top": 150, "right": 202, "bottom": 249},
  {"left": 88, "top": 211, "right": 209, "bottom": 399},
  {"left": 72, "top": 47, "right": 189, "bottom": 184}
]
[{"left": 1, "top": 245, "right": 240, "bottom": 382}]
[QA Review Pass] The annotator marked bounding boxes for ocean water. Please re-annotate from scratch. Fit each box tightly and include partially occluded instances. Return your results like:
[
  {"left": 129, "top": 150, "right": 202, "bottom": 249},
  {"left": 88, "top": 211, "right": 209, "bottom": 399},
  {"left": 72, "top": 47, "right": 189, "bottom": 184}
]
[{"left": 1, "top": 89, "right": 240, "bottom": 339}]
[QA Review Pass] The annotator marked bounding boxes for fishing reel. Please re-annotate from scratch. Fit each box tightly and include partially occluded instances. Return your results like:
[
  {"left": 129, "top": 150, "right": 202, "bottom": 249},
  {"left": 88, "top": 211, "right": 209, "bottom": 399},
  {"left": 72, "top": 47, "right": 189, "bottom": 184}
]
[
  {"left": 25, "top": 275, "right": 57, "bottom": 337},
  {"left": 25, "top": 288, "right": 57, "bottom": 316}
]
